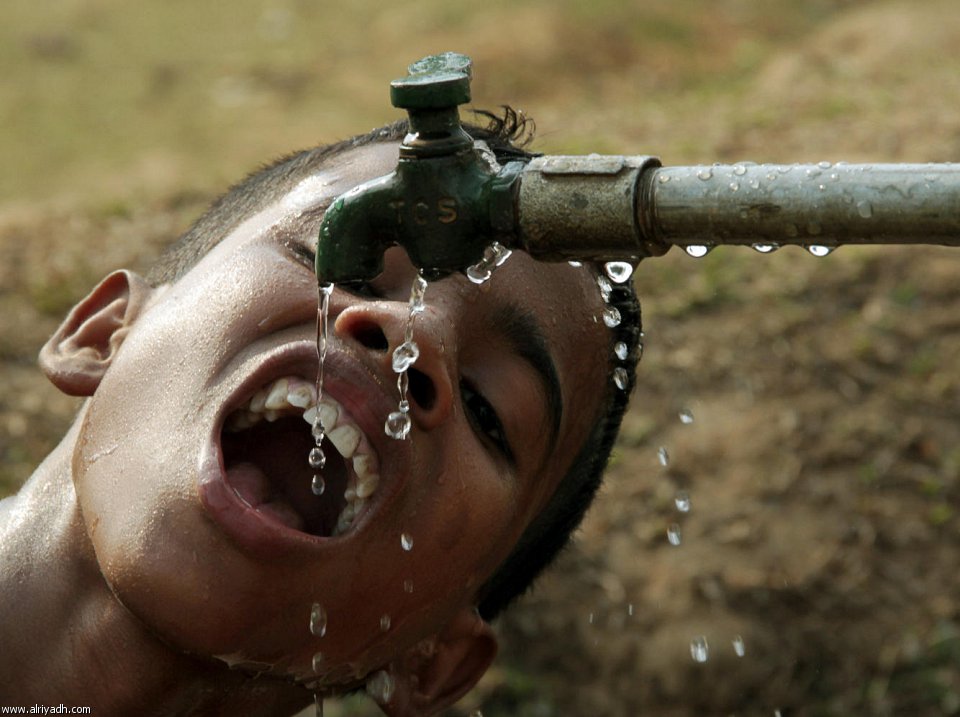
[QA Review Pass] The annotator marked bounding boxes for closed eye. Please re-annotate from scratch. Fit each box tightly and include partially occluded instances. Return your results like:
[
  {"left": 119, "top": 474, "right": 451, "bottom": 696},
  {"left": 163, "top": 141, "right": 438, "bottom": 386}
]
[{"left": 461, "top": 380, "right": 514, "bottom": 464}]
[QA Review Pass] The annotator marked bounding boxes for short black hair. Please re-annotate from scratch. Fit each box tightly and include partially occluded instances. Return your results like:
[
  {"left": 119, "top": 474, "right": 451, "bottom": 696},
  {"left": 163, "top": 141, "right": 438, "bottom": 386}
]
[{"left": 147, "top": 108, "right": 642, "bottom": 621}]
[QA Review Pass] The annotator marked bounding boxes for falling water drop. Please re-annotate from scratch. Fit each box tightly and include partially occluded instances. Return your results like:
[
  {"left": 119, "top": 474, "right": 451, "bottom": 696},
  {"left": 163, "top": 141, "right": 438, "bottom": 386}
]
[
  {"left": 602, "top": 306, "right": 622, "bottom": 328},
  {"left": 308, "top": 447, "right": 326, "bottom": 470},
  {"left": 667, "top": 523, "right": 682, "bottom": 546},
  {"left": 309, "top": 603, "right": 328, "bottom": 637},
  {"left": 403, "top": 579, "right": 414, "bottom": 594},
  {"left": 657, "top": 446, "right": 670, "bottom": 467},
  {"left": 690, "top": 636, "right": 709, "bottom": 662},
  {"left": 614, "top": 341, "right": 629, "bottom": 361},
  {"left": 752, "top": 243, "right": 779, "bottom": 254},
  {"left": 380, "top": 614, "right": 392, "bottom": 632},
  {"left": 315, "top": 693, "right": 323, "bottom": 717},
  {"left": 469, "top": 711, "right": 484, "bottom": 717},
  {"left": 597, "top": 275, "right": 613, "bottom": 302},
  {"left": 312, "top": 652, "right": 324, "bottom": 673},
  {"left": 674, "top": 491, "right": 692, "bottom": 513},
  {"left": 604, "top": 261, "right": 634, "bottom": 284},
  {"left": 678, "top": 408, "right": 694, "bottom": 424},
  {"left": 401, "top": 533, "right": 414, "bottom": 551},
  {"left": 568, "top": 260, "right": 583, "bottom": 267},
  {"left": 391, "top": 341, "right": 420, "bottom": 373},
  {"left": 311, "top": 474, "right": 326, "bottom": 496},
  {"left": 366, "top": 670, "right": 396, "bottom": 705},
  {"left": 733, "top": 635, "right": 746, "bottom": 657},
  {"left": 857, "top": 200, "right": 874, "bottom": 218},
  {"left": 807, "top": 244, "right": 833, "bottom": 257},
  {"left": 466, "top": 265, "right": 492, "bottom": 284},
  {"left": 628, "top": 603, "right": 635, "bottom": 617},
  {"left": 384, "top": 411, "right": 412, "bottom": 440},
  {"left": 409, "top": 274, "right": 427, "bottom": 314},
  {"left": 613, "top": 367, "right": 629, "bottom": 390}
]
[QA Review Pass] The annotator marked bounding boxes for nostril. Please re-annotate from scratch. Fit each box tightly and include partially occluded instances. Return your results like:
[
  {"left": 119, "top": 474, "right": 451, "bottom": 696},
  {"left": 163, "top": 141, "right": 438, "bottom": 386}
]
[
  {"left": 407, "top": 367, "right": 436, "bottom": 412},
  {"left": 350, "top": 320, "right": 389, "bottom": 352}
]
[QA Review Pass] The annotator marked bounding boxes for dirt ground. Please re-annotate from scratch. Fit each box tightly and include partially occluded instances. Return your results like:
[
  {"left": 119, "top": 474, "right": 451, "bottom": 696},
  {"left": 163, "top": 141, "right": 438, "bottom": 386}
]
[{"left": 2, "top": 1, "right": 959, "bottom": 715}]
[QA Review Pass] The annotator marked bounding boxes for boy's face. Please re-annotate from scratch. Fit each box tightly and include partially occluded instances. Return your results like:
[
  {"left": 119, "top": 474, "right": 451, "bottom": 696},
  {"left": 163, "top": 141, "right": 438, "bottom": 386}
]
[{"left": 68, "top": 142, "right": 610, "bottom": 684}]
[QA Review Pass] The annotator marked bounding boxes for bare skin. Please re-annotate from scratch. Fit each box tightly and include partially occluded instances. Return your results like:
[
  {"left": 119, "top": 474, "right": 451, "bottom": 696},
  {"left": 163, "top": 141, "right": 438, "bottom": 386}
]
[{"left": 0, "top": 142, "right": 610, "bottom": 715}]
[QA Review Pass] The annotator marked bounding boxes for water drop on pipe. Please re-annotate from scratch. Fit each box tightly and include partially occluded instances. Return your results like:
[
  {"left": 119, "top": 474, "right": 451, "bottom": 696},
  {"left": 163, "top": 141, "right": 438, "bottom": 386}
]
[
  {"left": 752, "top": 243, "right": 778, "bottom": 254},
  {"left": 807, "top": 245, "right": 832, "bottom": 257},
  {"left": 613, "top": 367, "right": 629, "bottom": 390},
  {"left": 857, "top": 200, "right": 874, "bottom": 218},
  {"left": 685, "top": 245, "right": 710, "bottom": 258},
  {"left": 602, "top": 306, "right": 622, "bottom": 328},
  {"left": 604, "top": 261, "right": 634, "bottom": 284}
]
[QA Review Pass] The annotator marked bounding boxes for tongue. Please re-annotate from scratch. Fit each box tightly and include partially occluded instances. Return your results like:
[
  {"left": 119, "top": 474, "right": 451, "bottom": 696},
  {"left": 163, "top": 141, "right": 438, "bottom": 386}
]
[{"left": 225, "top": 461, "right": 305, "bottom": 531}]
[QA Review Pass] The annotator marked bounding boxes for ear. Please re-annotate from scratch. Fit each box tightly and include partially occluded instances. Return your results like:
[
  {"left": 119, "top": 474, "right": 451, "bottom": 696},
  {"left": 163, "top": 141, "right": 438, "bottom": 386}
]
[
  {"left": 39, "top": 270, "right": 153, "bottom": 396},
  {"left": 378, "top": 607, "right": 497, "bottom": 716}
]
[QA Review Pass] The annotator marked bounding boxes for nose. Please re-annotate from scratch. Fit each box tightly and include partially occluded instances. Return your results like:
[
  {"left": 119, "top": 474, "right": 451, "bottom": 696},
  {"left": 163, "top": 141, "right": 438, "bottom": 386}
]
[{"left": 334, "top": 300, "right": 455, "bottom": 432}]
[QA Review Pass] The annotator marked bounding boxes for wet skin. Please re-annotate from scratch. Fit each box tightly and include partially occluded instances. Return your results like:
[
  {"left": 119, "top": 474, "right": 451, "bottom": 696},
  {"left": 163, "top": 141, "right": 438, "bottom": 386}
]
[{"left": 0, "top": 141, "right": 610, "bottom": 713}]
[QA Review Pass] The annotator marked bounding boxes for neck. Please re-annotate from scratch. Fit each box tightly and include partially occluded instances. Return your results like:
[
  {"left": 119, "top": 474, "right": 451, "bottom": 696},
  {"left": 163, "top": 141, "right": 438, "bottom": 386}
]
[{"left": 0, "top": 419, "right": 310, "bottom": 715}]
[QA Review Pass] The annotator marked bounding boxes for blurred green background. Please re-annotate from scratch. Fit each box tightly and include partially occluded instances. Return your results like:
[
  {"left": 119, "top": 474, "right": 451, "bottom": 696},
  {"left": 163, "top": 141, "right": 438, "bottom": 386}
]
[{"left": 2, "top": 1, "right": 959, "bottom": 715}]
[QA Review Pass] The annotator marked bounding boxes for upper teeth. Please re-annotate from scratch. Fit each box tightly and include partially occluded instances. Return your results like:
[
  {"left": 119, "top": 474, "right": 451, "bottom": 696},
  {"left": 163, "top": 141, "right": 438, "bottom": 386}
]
[{"left": 225, "top": 375, "right": 381, "bottom": 535}]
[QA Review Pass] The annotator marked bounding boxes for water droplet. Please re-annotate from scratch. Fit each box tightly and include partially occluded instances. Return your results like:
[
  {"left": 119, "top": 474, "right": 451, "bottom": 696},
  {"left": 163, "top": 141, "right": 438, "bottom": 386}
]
[
  {"left": 829, "top": 172, "right": 839, "bottom": 182},
  {"left": 602, "top": 306, "right": 622, "bottom": 328},
  {"left": 613, "top": 367, "right": 629, "bottom": 390},
  {"left": 690, "top": 635, "right": 709, "bottom": 662},
  {"left": 657, "top": 446, "right": 670, "bottom": 467},
  {"left": 312, "top": 651, "right": 324, "bottom": 673},
  {"left": 679, "top": 408, "right": 694, "bottom": 424},
  {"left": 588, "top": 612, "right": 595, "bottom": 625},
  {"left": 311, "top": 474, "right": 326, "bottom": 496},
  {"left": 674, "top": 490, "right": 691, "bottom": 512},
  {"left": 487, "top": 241, "right": 512, "bottom": 267},
  {"left": 733, "top": 635, "right": 746, "bottom": 657},
  {"left": 604, "top": 261, "right": 634, "bottom": 284},
  {"left": 403, "top": 579, "right": 414, "bottom": 594},
  {"left": 697, "top": 168, "right": 713, "bottom": 181},
  {"left": 614, "top": 341, "right": 629, "bottom": 361},
  {"left": 805, "top": 168, "right": 822, "bottom": 179},
  {"left": 380, "top": 614, "right": 391, "bottom": 631},
  {"left": 311, "top": 421, "right": 326, "bottom": 442},
  {"left": 568, "top": 260, "right": 583, "bottom": 267},
  {"left": 818, "top": 160, "right": 832, "bottom": 169},
  {"left": 466, "top": 264, "right": 492, "bottom": 284},
  {"left": 657, "top": 173, "right": 671, "bottom": 184},
  {"left": 667, "top": 523, "right": 682, "bottom": 546},
  {"left": 401, "top": 533, "right": 414, "bottom": 551},
  {"left": 308, "top": 447, "right": 326, "bottom": 470},
  {"left": 366, "top": 670, "right": 396, "bottom": 705},
  {"left": 807, "top": 244, "right": 832, "bottom": 257},
  {"left": 752, "top": 243, "right": 779, "bottom": 254},
  {"left": 309, "top": 603, "right": 327, "bottom": 637},
  {"left": 733, "top": 164, "right": 747, "bottom": 176},
  {"left": 685, "top": 245, "right": 711, "bottom": 258},
  {"left": 729, "top": 181, "right": 740, "bottom": 192},
  {"left": 628, "top": 603, "right": 635, "bottom": 616},
  {"left": 409, "top": 274, "right": 427, "bottom": 314},
  {"left": 391, "top": 341, "right": 420, "bottom": 373},
  {"left": 597, "top": 275, "right": 612, "bottom": 302},
  {"left": 384, "top": 411, "right": 411, "bottom": 440},
  {"left": 749, "top": 179, "right": 761, "bottom": 190},
  {"left": 857, "top": 200, "right": 873, "bottom": 218}
]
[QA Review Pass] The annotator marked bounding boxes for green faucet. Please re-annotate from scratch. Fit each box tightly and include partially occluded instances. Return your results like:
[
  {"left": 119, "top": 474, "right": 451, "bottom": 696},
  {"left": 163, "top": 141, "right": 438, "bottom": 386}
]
[{"left": 316, "top": 52, "right": 960, "bottom": 285}]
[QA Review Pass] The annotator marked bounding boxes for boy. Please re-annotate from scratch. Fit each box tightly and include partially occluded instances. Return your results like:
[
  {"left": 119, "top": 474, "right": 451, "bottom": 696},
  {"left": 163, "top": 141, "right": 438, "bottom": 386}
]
[{"left": 0, "top": 112, "right": 641, "bottom": 715}]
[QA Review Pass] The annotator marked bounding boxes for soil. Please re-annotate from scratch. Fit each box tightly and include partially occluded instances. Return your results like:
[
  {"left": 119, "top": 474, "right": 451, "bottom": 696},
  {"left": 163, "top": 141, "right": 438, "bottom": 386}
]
[{"left": 2, "top": 1, "right": 958, "bottom": 715}]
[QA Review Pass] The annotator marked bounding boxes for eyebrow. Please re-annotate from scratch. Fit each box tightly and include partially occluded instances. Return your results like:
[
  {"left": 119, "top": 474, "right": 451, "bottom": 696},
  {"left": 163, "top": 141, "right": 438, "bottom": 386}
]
[{"left": 490, "top": 303, "right": 564, "bottom": 456}]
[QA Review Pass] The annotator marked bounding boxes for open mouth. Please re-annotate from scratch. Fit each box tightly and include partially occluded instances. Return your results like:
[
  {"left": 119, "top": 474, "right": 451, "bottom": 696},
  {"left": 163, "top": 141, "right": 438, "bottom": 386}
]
[{"left": 221, "top": 376, "right": 381, "bottom": 538}]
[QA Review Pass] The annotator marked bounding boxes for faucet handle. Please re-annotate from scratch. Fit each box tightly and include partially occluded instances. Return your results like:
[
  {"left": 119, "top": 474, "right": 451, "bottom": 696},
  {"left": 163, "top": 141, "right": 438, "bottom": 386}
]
[{"left": 390, "top": 52, "right": 472, "bottom": 110}]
